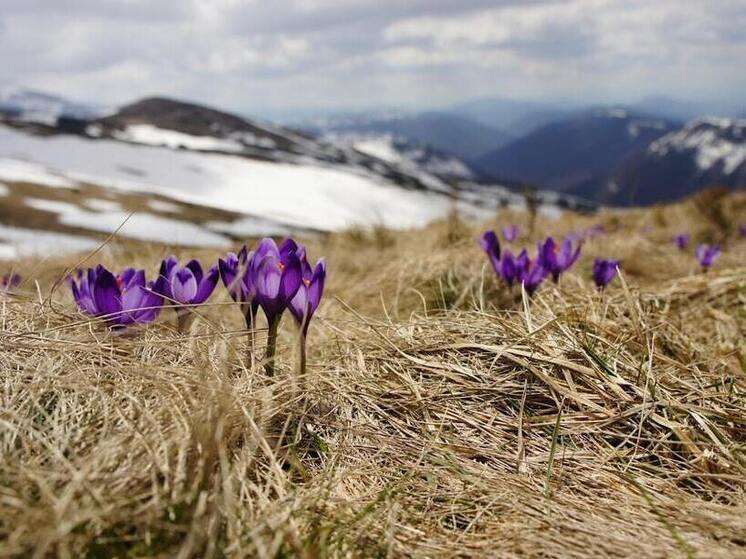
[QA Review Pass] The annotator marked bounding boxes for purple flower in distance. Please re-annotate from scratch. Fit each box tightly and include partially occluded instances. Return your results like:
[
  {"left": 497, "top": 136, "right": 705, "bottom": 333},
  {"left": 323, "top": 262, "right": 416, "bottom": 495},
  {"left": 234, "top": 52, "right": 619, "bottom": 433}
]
[
  {"left": 521, "top": 261, "right": 548, "bottom": 296},
  {"left": 739, "top": 223, "right": 746, "bottom": 238},
  {"left": 156, "top": 256, "right": 218, "bottom": 315},
  {"left": 695, "top": 244, "right": 720, "bottom": 271},
  {"left": 497, "top": 249, "right": 518, "bottom": 286},
  {"left": 289, "top": 257, "right": 326, "bottom": 335},
  {"left": 69, "top": 264, "right": 162, "bottom": 328},
  {"left": 539, "top": 237, "right": 582, "bottom": 282},
  {"left": 502, "top": 225, "right": 519, "bottom": 242},
  {"left": 1, "top": 272, "right": 21, "bottom": 294},
  {"left": 250, "top": 238, "right": 303, "bottom": 325},
  {"left": 592, "top": 258, "right": 619, "bottom": 290},
  {"left": 674, "top": 234, "right": 689, "bottom": 250},
  {"left": 478, "top": 231, "right": 501, "bottom": 277}
]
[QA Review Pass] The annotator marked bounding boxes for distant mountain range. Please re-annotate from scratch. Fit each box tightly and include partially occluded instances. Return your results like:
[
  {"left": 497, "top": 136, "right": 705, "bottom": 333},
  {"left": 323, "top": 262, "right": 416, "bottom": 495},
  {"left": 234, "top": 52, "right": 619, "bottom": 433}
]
[
  {"left": 2, "top": 86, "right": 744, "bottom": 209},
  {"left": 473, "top": 108, "right": 679, "bottom": 196},
  {"left": 607, "top": 118, "right": 746, "bottom": 205},
  {"left": 301, "top": 111, "right": 510, "bottom": 160}
]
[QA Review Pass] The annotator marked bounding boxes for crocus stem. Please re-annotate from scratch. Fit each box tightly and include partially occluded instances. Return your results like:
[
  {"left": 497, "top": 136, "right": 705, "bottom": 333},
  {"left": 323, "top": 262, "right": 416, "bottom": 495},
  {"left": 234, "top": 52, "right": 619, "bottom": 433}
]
[
  {"left": 298, "top": 330, "right": 307, "bottom": 379},
  {"left": 245, "top": 310, "right": 256, "bottom": 367},
  {"left": 264, "top": 316, "right": 280, "bottom": 376}
]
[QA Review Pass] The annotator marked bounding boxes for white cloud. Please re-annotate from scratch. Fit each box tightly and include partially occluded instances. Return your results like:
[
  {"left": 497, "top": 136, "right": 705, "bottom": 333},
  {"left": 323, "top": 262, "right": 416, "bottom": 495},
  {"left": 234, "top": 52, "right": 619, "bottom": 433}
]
[{"left": 0, "top": 0, "right": 743, "bottom": 112}]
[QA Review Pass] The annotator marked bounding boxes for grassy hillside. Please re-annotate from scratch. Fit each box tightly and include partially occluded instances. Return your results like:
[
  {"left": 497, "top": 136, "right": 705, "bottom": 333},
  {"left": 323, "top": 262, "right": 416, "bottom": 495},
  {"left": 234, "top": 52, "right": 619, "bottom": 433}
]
[{"left": 1, "top": 190, "right": 745, "bottom": 557}]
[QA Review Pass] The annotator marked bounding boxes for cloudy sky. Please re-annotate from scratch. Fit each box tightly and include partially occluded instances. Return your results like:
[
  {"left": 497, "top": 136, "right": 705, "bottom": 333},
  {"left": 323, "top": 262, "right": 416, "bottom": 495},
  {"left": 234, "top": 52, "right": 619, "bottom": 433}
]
[{"left": 2, "top": 0, "right": 744, "bottom": 114}]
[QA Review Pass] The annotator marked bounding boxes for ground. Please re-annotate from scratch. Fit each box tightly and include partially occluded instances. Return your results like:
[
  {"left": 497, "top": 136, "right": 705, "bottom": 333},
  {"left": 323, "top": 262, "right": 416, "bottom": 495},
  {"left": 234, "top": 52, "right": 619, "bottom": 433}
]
[{"left": 1, "top": 189, "right": 745, "bottom": 557}]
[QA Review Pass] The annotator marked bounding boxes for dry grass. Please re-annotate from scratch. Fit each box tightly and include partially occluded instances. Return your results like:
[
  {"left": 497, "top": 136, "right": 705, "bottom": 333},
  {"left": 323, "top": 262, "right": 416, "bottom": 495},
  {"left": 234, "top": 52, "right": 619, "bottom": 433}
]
[{"left": 1, "top": 191, "right": 745, "bottom": 557}]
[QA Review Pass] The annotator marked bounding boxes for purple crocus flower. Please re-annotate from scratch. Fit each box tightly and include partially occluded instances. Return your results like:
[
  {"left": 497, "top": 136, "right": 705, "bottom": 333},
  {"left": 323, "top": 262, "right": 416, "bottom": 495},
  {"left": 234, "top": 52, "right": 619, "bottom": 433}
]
[
  {"left": 251, "top": 238, "right": 303, "bottom": 324},
  {"left": 695, "top": 244, "right": 720, "bottom": 271},
  {"left": 479, "top": 232, "right": 548, "bottom": 295},
  {"left": 497, "top": 249, "right": 518, "bottom": 286},
  {"left": 674, "top": 234, "right": 689, "bottom": 250},
  {"left": 539, "top": 237, "right": 582, "bottom": 282},
  {"left": 739, "top": 223, "right": 746, "bottom": 238},
  {"left": 289, "top": 258, "right": 326, "bottom": 335},
  {"left": 156, "top": 256, "right": 218, "bottom": 330},
  {"left": 592, "top": 258, "right": 619, "bottom": 290},
  {"left": 288, "top": 254, "right": 326, "bottom": 376},
  {"left": 1, "top": 272, "right": 21, "bottom": 294},
  {"left": 478, "top": 231, "right": 501, "bottom": 277},
  {"left": 505, "top": 248, "right": 547, "bottom": 295},
  {"left": 219, "top": 245, "right": 259, "bottom": 329},
  {"left": 521, "top": 260, "right": 548, "bottom": 296},
  {"left": 249, "top": 238, "right": 303, "bottom": 375},
  {"left": 69, "top": 264, "right": 162, "bottom": 328},
  {"left": 502, "top": 225, "right": 519, "bottom": 242}
]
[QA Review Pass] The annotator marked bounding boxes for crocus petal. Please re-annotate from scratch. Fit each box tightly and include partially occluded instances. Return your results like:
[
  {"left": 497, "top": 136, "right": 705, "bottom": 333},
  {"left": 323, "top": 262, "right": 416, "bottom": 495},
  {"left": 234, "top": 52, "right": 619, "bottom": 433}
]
[
  {"left": 255, "top": 255, "right": 282, "bottom": 300},
  {"left": 479, "top": 231, "right": 501, "bottom": 276},
  {"left": 501, "top": 251, "right": 517, "bottom": 285},
  {"left": 307, "top": 259, "right": 326, "bottom": 313},
  {"left": 93, "top": 268, "right": 122, "bottom": 319},
  {"left": 193, "top": 265, "right": 219, "bottom": 305},
  {"left": 289, "top": 283, "right": 308, "bottom": 325},
  {"left": 254, "top": 238, "right": 279, "bottom": 261},
  {"left": 121, "top": 270, "right": 147, "bottom": 310},
  {"left": 279, "top": 252, "right": 302, "bottom": 304},
  {"left": 279, "top": 238, "right": 299, "bottom": 258},
  {"left": 171, "top": 267, "right": 198, "bottom": 303},
  {"left": 119, "top": 267, "right": 138, "bottom": 288},
  {"left": 185, "top": 259, "right": 204, "bottom": 285},
  {"left": 130, "top": 283, "right": 163, "bottom": 323}
]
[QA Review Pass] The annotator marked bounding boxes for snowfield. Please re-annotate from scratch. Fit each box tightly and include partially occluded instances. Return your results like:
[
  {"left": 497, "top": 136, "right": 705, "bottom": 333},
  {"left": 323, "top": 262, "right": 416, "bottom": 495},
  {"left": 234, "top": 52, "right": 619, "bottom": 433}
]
[
  {"left": 23, "top": 197, "right": 230, "bottom": 248},
  {"left": 0, "top": 125, "right": 489, "bottom": 234}
]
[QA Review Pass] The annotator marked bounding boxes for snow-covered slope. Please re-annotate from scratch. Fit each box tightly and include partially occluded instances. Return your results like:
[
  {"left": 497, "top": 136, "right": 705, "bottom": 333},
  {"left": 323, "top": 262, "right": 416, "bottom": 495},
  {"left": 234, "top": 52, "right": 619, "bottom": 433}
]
[
  {"left": 0, "top": 93, "right": 585, "bottom": 259},
  {"left": 326, "top": 133, "right": 476, "bottom": 180},
  {"left": 0, "top": 125, "right": 490, "bottom": 233},
  {"left": 647, "top": 118, "right": 746, "bottom": 174},
  {"left": 608, "top": 118, "right": 746, "bottom": 205}
]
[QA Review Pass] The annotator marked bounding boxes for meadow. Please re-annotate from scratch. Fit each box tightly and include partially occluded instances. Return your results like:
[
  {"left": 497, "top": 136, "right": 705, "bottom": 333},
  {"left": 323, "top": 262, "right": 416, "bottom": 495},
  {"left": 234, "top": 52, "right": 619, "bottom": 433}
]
[{"left": 1, "top": 189, "right": 745, "bottom": 557}]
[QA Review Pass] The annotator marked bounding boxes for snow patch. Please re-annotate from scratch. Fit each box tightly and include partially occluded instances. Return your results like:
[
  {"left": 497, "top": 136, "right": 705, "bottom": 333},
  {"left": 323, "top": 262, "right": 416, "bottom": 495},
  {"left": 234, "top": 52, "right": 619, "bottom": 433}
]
[
  {"left": 648, "top": 119, "right": 746, "bottom": 174},
  {"left": 147, "top": 199, "right": 182, "bottom": 213},
  {"left": 114, "top": 124, "right": 246, "bottom": 153},
  {"left": 0, "top": 158, "right": 77, "bottom": 188},
  {"left": 206, "top": 216, "right": 293, "bottom": 238},
  {"left": 23, "top": 196, "right": 229, "bottom": 247},
  {"left": 0, "top": 224, "right": 100, "bottom": 260},
  {"left": 0, "top": 183, "right": 8, "bottom": 196},
  {"left": 84, "top": 198, "right": 123, "bottom": 212}
]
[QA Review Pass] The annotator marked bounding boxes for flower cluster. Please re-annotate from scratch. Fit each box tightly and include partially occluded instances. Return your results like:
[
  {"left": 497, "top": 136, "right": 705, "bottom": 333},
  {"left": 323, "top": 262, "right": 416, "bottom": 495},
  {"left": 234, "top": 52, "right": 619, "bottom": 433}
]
[
  {"left": 70, "top": 265, "right": 162, "bottom": 327},
  {"left": 219, "top": 238, "right": 326, "bottom": 374},
  {"left": 67, "top": 237, "right": 326, "bottom": 375},
  {"left": 479, "top": 231, "right": 583, "bottom": 296},
  {"left": 672, "top": 232, "right": 723, "bottom": 271}
]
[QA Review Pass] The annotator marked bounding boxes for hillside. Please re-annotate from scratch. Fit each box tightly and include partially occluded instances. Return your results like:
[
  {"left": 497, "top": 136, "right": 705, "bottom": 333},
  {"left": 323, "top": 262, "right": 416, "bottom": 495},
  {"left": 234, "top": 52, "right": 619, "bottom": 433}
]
[{"left": 1, "top": 190, "right": 745, "bottom": 556}]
